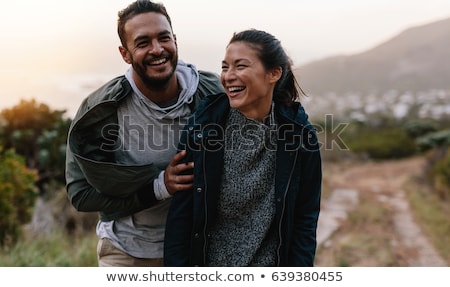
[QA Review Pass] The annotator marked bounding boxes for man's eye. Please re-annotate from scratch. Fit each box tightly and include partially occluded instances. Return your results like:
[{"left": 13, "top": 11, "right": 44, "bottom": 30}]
[{"left": 136, "top": 42, "right": 148, "bottom": 48}]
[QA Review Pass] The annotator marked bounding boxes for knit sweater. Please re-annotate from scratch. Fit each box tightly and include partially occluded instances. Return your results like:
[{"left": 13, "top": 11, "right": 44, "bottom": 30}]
[{"left": 206, "top": 108, "right": 278, "bottom": 266}]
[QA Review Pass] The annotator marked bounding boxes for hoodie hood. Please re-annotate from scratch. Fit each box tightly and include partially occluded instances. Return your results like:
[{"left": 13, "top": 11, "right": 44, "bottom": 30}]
[{"left": 125, "top": 60, "right": 199, "bottom": 120}]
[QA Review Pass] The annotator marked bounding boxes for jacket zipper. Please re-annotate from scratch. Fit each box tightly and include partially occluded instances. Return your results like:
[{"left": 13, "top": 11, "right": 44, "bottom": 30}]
[{"left": 201, "top": 148, "right": 208, "bottom": 265}]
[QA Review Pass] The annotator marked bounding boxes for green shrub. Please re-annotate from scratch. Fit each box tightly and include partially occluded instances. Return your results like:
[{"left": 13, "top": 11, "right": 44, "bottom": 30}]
[
  {"left": 416, "top": 129, "right": 450, "bottom": 151},
  {"left": 345, "top": 128, "right": 417, "bottom": 159},
  {"left": 0, "top": 147, "right": 38, "bottom": 247},
  {"left": 431, "top": 147, "right": 450, "bottom": 199},
  {"left": 403, "top": 120, "right": 438, "bottom": 139}
]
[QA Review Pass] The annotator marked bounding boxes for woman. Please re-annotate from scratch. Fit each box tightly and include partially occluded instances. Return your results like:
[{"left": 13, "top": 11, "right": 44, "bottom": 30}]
[{"left": 164, "top": 29, "right": 322, "bottom": 266}]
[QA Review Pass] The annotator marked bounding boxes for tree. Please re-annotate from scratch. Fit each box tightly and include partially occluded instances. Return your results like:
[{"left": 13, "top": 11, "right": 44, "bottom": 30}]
[
  {"left": 0, "top": 99, "right": 72, "bottom": 193},
  {"left": 0, "top": 147, "right": 38, "bottom": 247}
]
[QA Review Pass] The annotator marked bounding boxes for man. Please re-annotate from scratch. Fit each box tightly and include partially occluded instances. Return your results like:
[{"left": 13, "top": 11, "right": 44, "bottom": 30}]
[{"left": 65, "top": 0, "right": 223, "bottom": 267}]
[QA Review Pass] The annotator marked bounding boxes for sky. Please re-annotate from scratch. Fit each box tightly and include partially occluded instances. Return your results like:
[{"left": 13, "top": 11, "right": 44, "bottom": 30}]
[{"left": 1, "top": 0, "right": 450, "bottom": 118}]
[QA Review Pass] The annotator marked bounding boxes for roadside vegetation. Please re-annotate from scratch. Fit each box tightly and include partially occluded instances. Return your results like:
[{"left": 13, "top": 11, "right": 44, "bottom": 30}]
[{"left": 315, "top": 114, "right": 450, "bottom": 266}]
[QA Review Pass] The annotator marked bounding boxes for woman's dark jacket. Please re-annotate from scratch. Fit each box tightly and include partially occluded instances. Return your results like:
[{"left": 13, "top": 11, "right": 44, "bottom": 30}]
[{"left": 164, "top": 92, "right": 322, "bottom": 266}]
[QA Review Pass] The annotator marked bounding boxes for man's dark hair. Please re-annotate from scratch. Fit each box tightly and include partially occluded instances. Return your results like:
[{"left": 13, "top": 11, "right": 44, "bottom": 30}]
[{"left": 117, "top": 0, "right": 173, "bottom": 47}]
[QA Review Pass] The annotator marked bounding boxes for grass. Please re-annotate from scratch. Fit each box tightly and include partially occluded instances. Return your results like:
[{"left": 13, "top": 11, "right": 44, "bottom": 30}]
[
  {"left": 315, "top": 194, "right": 401, "bottom": 267},
  {"left": 316, "top": 156, "right": 450, "bottom": 266},
  {"left": 0, "top": 230, "right": 98, "bottom": 267},
  {"left": 340, "top": 199, "right": 399, "bottom": 266},
  {"left": 405, "top": 175, "right": 450, "bottom": 263}
]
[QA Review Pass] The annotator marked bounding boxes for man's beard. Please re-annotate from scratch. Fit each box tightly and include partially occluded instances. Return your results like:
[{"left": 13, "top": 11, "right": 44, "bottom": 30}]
[{"left": 133, "top": 54, "right": 178, "bottom": 89}]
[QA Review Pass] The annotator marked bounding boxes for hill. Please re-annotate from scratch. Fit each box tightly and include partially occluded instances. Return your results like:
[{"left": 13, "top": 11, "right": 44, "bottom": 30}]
[{"left": 297, "top": 16, "right": 450, "bottom": 96}]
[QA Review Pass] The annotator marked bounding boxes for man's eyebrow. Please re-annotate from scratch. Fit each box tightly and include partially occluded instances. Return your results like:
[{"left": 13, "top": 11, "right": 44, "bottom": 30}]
[
  {"left": 133, "top": 30, "right": 172, "bottom": 42},
  {"left": 133, "top": 35, "right": 149, "bottom": 43}
]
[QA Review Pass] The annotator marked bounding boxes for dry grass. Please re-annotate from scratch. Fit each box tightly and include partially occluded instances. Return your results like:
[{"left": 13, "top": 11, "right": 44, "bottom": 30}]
[
  {"left": 405, "top": 175, "right": 450, "bottom": 263},
  {"left": 315, "top": 156, "right": 449, "bottom": 266}
]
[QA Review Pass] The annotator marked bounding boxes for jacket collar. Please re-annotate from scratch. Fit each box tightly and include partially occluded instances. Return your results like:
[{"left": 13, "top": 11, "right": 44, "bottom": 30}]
[{"left": 192, "top": 92, "right": 314, "bottom": 130}]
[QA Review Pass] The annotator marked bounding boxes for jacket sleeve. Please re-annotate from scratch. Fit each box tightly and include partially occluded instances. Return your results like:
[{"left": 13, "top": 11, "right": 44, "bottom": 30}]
[
  {"left": 291, "top": 128, "right": 322, "bottom": 266},
  {"left": 64, "top": 86, "right": 163, "bottom": 219},
  {"left": 65, "top": 142, "right": 159, "bottom": 219}
]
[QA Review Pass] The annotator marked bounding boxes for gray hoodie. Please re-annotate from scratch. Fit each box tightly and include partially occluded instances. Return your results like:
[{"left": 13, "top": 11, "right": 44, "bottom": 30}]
[{"left": 65, "top": 61, "right": 224, "bottom": 221}]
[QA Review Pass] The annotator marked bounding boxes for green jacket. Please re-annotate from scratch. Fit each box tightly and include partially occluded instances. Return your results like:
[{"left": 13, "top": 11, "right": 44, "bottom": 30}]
[{"left": 65, "top": 71, "right": 223, "bottom": 221}]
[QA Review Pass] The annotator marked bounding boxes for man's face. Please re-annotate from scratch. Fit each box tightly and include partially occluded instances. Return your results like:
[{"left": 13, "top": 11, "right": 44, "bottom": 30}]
[{"left": 119, "top": 12, "right": 178, "bottom": 89}]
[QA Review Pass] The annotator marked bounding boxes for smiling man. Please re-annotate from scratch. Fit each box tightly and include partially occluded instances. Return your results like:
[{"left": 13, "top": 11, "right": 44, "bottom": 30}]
[{"left": 65, "top": 0, "right": 223, "bottom": 267}]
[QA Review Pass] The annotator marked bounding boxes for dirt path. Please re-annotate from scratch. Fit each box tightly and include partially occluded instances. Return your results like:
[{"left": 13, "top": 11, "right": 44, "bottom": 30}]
[{"left": 316, "top": 156, "right": 447, "bottom": 266}]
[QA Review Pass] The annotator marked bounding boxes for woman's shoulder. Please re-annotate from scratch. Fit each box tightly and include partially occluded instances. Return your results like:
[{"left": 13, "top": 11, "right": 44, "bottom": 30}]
[
  {"left": 190, "top": 92, "right": 229, "bottom": 125},
  {"left": 277, "top": 101, "right": 310, "bottom": 125}
]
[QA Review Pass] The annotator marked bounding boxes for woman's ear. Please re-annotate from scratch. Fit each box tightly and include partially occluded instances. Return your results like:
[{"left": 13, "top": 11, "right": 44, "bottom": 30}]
[{"left": 269, "top": 66, "right": 283, "bottom": 84}]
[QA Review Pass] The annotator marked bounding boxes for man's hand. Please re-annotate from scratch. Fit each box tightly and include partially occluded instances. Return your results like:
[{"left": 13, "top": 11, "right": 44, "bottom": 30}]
[{"left": 164, "top": 150, "right": 194, "bottom": 195}]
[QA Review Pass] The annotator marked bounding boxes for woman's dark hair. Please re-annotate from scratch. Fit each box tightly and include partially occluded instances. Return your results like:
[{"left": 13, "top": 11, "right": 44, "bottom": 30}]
[
  {"left": 228, "top": 29, "right": 306, "bottom": 106},
  {"left": 117, "top": 0, "right": 173, "bottom": 47}
]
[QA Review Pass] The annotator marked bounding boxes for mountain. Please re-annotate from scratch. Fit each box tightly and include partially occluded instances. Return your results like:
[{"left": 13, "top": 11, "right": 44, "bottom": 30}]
[{"left": 296, "top": 16, "right": 450, "bottom": 96}]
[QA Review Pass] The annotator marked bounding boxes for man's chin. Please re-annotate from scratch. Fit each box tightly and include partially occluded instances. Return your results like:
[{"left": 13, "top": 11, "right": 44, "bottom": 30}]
[{"left": 143, "top": 74, "right": 173, "bottom": 88}]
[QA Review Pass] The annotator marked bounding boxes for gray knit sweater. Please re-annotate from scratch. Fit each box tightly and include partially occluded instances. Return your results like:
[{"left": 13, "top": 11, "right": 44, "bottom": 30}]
[{"left": 206, "top": 108, "right": 278, "bottom": 266}]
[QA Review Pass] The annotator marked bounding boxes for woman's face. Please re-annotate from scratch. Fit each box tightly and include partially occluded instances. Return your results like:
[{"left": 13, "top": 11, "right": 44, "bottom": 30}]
[{"left": 221, "top": 41, "right": 281, "bottom": 122}]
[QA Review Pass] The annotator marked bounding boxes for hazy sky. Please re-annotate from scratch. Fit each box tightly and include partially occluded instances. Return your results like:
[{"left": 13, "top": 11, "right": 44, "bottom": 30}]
[{"left": 1, "top": 0, "right": 450, "bottom": 117}]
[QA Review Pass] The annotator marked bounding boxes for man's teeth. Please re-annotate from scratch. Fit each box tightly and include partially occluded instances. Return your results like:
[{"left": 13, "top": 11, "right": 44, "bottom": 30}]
[{"left": 150, "top": 58, "right": 167, "bottom": 65}]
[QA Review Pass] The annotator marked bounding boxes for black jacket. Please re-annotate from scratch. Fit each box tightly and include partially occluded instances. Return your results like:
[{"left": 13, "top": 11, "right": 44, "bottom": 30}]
[{"left": 164, "top": 93, "right": 322, "bottom": 266}]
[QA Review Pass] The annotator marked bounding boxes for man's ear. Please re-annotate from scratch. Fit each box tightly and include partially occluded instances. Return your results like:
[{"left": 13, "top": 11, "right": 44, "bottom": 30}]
[{"left": 119, "top": 46, "right": 131, "bottom": 64}]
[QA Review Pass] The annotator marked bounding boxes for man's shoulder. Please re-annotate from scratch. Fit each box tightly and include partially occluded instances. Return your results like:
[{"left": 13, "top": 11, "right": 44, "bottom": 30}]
[
  {"left": 198, "top": 69, "right": 219, "bottom": 79},
  {"left": 197, "top": 70, "right": 224, "bottom": 95},
  {"left": 72, "top": 75, "right": 131, "bottom": 120},
  {"left": 189, "top": 70, "right": 224, "bottom": 112},
  {"left": 89, "top": 75, "right": 129, "bottom": 99},
  {"left": 83, "top": 75, "right": 131, "bottom": 105}
]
